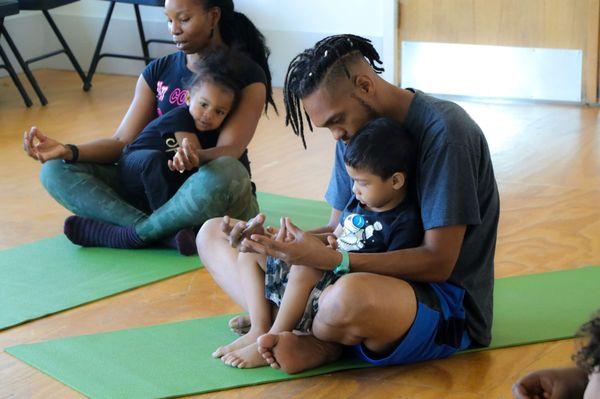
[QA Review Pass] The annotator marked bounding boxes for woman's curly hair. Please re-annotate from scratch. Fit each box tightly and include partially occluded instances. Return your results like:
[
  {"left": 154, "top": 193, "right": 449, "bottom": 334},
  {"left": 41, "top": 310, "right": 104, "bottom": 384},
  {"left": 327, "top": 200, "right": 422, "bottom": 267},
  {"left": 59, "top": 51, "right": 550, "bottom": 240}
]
[{"left": 573, "top": 310, "right": 600, "bottom": 373}]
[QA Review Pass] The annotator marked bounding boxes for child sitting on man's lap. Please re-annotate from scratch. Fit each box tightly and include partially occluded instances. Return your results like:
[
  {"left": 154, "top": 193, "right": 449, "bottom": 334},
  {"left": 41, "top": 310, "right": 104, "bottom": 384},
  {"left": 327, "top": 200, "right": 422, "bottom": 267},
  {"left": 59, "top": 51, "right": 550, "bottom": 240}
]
[{"left": 214, "top": 117, "right": 425, "bottom": 369}]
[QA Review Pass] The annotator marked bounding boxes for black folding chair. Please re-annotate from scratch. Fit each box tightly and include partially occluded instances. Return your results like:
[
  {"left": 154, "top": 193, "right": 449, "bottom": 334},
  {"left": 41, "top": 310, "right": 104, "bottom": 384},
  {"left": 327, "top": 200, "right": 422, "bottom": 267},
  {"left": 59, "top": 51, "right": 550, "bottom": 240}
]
[
  {"left": 0, "top": 0, "right": 32, "bottom": 107},
  {"left": 4, "top": 0, "right": 87, "bottom": 105},
  {"left": 83, "top": 0, "right": 172, "bottom": 91}
]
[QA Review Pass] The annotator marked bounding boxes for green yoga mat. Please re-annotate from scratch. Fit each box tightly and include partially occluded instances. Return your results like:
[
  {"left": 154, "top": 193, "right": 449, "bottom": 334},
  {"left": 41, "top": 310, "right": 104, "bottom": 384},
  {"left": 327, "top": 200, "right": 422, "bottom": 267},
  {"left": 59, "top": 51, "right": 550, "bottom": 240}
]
[
  {"left": 0, "top": 193, "right": 330, "bottom": 331},
  {"left": 0, "top": 236, "right": 200, "bottom": 331},
  {"left": 7, "top": 266, "right": 600, "bottom": 399},
  {"left": 256, "top": 192, "right": 331, "bottom": 230}
]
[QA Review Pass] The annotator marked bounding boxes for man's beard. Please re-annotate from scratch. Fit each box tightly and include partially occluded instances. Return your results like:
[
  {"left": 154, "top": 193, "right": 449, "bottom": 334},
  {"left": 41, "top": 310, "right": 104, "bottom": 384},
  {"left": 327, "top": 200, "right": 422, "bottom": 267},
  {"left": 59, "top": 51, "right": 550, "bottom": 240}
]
[{"left": 350, "top": 93, "right": 379, "bottom": 120}]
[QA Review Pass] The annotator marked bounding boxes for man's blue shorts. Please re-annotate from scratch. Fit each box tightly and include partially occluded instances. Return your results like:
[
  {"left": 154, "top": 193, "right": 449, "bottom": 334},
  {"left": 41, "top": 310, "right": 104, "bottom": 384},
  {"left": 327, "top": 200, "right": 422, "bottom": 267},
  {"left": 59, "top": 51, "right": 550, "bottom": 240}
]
[{"left": 354, "top": 281, "right": 471, "bottom": 366}]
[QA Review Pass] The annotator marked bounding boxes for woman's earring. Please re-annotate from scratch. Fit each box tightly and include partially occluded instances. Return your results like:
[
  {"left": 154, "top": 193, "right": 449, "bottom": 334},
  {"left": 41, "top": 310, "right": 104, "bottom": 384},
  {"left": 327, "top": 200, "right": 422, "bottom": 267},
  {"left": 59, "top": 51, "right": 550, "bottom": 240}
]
[{"left": 209, "top": 27, "right": 214, "bottom": 39}]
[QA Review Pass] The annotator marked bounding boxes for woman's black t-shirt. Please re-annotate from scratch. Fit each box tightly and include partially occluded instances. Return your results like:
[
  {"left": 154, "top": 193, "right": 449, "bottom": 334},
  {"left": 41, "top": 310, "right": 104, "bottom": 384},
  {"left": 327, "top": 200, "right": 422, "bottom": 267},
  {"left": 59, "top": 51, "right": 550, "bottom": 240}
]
[{"left": 142, "top": 51, "right": 266, "bottom": 117}]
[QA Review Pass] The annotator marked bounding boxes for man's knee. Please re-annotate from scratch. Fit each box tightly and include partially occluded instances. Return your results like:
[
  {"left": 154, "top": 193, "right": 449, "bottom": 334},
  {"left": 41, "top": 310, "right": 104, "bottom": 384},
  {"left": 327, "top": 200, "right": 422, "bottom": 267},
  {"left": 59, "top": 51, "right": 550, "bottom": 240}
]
[
  {"left": 312, "top": 274, "right": 370, "bottom": 345},
  {"left": 317, "top": 273, "right": 372, "bottom": 328}
]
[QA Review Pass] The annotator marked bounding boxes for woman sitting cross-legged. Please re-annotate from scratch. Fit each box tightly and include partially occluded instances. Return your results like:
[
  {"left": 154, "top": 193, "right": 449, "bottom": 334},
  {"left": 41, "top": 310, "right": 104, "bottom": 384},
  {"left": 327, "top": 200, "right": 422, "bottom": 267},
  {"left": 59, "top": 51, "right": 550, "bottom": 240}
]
[{"left": 22, "top": 0, "right": 276, "bottom": 255}]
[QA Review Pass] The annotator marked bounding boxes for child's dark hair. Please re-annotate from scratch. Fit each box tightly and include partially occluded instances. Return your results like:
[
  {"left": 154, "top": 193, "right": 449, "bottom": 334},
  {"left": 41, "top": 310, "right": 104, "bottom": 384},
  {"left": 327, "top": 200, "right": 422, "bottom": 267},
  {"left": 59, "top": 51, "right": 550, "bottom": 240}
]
[
  {"left": 186, "top": 49, "right": 249, "bottom": 109},
  {"left": 284, "top": 34, "right": 384, "bottom": 147},
  {"left": 344, "top": 117, "right": 416, "bottom": 182},
  {"left": 573, "top": 311, "right": 600, "bottom": 373},
  {"left": 199, "top": 0, "right": 276, "bottom": 113}
]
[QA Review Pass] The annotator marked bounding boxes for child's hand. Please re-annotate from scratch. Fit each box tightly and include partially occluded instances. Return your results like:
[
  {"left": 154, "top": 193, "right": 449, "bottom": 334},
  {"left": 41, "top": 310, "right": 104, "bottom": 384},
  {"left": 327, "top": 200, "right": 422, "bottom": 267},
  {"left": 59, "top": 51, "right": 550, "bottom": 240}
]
[
  {"left": 168, "top": 138, "right": 200, "bottom": 172},
  {"left": 223, "top": 214, "right": 267, "bottom": 249},
  {"left": 241, "top": 217, "right": 339, "bottom": 270},
  {"left": 326, "top": 234, "right": 338, "bottom": 249}
]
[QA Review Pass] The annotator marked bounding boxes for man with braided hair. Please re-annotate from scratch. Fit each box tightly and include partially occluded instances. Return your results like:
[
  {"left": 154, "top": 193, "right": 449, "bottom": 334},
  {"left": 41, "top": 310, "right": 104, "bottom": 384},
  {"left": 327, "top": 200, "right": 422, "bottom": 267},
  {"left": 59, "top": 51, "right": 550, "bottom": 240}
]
[{"left": 197, "top": 34, "right": 499, "bottom": 373}]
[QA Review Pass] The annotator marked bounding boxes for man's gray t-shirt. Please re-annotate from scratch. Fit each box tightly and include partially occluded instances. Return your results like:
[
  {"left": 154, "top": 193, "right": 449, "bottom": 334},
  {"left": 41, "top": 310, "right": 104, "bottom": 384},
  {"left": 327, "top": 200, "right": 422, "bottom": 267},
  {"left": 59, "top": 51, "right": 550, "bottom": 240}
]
[{"left": 324, "top": 90, "right": 499, "bottom": 346}]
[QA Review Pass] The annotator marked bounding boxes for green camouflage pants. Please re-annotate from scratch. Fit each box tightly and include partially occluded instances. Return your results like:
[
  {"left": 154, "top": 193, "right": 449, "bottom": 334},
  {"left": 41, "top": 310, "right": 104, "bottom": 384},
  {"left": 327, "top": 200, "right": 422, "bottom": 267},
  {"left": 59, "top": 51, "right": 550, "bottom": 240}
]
[{"left": 40, "top": 156, "right": 259, "bottom": 242}]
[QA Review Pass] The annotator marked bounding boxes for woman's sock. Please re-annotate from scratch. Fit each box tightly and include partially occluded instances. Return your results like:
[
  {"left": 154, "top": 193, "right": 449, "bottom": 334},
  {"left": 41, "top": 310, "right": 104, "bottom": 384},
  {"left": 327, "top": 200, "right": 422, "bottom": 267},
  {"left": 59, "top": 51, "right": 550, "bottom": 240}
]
[
  {"left": 64, "top": 215, "right": 145, "bottom": 249},
  {"left": 160, "top": 229, "right": 197, "bottom": 256}
]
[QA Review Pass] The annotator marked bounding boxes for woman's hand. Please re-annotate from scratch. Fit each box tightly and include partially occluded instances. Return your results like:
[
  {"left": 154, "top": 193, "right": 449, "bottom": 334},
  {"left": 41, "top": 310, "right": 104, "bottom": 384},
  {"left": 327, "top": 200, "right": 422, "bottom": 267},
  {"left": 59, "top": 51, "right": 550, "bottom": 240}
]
[
  {"left": 168, "top": 138, "right": 201, "bottom": 172},
  {"left": 23, "top": 127, "right": 70, "bottom": 163},
  {"left": 241, "top": 217, "right": 342, "bottom": 270}
]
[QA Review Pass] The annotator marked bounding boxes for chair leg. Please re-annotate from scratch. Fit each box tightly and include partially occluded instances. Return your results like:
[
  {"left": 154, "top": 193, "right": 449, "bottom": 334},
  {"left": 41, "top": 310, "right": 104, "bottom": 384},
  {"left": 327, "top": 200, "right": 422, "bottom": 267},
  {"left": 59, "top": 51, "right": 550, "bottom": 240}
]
[
  {"left": 0, "top": 25, "right": 47, "bottom": 105},
  {"left": 83, "top": 0, "right": 115, "bottom": 91},
  {"left": 134, "top": 4, "right": 150, "bottom": 66},
  {"left": 0, "top": 44, "right": 33, "bottom": 107},
  {"left": 42, "top": 10, "right": 86, "bottom": 84}
]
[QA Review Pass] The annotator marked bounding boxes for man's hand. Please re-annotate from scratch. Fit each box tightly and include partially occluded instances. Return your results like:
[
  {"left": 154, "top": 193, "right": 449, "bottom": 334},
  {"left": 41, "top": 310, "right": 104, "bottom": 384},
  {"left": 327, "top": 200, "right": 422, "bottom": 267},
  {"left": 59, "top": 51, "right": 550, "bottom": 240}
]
[
  {"left": 241, "top": 217, "right": 341, "bottom": 269},
  {"left": 512, "top": 367, "right": 588, "bottom": 399}
]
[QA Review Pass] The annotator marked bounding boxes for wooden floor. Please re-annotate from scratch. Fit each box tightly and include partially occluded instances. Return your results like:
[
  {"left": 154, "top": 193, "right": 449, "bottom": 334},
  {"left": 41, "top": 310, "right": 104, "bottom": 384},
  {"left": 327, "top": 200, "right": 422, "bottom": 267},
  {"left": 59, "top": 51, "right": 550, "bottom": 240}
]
[{"left": 0, "top": 70, "right": 598, "bottom": 398}]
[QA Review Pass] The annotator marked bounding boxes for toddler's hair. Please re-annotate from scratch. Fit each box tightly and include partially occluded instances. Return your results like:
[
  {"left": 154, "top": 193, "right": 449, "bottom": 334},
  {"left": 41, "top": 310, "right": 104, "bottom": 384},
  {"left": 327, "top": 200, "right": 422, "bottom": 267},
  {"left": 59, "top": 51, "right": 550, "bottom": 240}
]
[{"left": 344, "top": 117, "right": 416, "bottom": 181}]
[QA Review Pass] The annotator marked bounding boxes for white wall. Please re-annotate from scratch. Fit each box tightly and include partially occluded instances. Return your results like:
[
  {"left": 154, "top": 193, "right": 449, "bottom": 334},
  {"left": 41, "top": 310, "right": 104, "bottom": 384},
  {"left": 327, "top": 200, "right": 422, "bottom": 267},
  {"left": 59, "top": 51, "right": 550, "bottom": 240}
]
[
  {"left": 1, "top": 0, "right": 398, "bottom": 86},
  {"left": 401, "top": 42, "right": 583, "bottom": 102}
]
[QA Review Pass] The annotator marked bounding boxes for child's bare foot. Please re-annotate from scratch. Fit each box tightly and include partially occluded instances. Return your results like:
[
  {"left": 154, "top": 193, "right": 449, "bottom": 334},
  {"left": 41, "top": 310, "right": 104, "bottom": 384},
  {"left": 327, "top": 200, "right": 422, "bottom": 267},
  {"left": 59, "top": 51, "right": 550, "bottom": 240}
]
[
  {"left": 221, "top": 342, "right": 268, "bottom": 369},
  {"left": 212, "top": 328, "right": 264, "bottom": 358},
  {"left": 228, "top": 315, "right": 251, "bottom": 336}
]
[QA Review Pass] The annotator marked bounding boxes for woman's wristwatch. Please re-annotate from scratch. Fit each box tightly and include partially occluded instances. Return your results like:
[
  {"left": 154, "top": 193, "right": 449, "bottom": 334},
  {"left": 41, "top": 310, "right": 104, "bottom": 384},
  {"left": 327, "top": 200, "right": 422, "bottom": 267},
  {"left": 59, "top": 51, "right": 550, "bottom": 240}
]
[
  {"left": 63, "top": 144, "right": 79, "bottom": 164},
  {"left": 333, "top": 249, "right": 350, "bottom": 275}
]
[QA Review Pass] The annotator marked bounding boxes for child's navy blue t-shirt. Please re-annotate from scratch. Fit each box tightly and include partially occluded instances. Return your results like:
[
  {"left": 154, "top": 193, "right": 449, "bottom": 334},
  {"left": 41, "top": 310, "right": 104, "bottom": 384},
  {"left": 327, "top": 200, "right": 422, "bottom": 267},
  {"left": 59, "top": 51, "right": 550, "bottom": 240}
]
[
  {"left": 337, "top": 195, "right": 423, "bottom": 254},
  {"left": 123, "top": 106, "right": 251, "bottom": 174},
  {"left": 142, "top": 51, "right": 266, "bottom": 117}
]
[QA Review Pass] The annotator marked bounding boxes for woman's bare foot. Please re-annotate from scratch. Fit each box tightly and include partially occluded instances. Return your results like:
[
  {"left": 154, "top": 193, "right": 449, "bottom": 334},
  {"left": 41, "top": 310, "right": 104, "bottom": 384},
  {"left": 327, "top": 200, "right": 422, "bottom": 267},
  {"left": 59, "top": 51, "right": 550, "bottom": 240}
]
[
  {"left": 221, "top": 342, "right": 268, "bottom": 369},
  {"left": 212, "top": 327, "right": 264, "bottom": 358},
  {"left": 228, "top": 315, "right": 251, "bottom": 336},
  {"left": 257, "top": 332, "right": 343, "bottom": 374}
]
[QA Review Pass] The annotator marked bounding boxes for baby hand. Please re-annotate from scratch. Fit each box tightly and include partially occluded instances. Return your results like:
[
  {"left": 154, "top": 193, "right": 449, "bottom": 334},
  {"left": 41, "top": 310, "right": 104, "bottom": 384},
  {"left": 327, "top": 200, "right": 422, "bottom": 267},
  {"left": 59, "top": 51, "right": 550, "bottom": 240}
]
[{"left": 168, "top": 138, "right": 199, "bottom": 172}]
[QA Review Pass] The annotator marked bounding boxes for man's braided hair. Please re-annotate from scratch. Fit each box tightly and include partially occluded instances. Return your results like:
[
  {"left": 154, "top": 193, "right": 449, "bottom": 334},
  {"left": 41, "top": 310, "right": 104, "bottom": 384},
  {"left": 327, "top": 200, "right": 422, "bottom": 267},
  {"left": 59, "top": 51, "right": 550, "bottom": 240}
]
[{"left": 283, "top": 34, "right": 384, "bottom": 148}]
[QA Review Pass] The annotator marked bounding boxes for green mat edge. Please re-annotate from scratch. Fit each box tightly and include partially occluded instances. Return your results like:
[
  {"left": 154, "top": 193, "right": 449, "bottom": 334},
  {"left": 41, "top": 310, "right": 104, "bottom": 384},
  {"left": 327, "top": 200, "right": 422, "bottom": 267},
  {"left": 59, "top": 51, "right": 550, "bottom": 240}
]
[
  {"left": 5, "top": 313, "right": 375, "bottom": 399},
  {"left": 0, "top": 318, "right": 576, "bottom": 399},
  {"left": 0, "top": 265, "right": 203, "bottom": 333}
]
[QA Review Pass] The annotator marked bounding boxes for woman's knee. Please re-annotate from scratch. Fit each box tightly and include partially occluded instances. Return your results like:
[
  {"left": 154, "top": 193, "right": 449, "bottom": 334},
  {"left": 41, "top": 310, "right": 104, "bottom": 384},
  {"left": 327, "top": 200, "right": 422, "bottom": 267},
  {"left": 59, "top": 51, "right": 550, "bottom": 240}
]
[
  {"left": 185, "top": 157, "right": 253, "bottom": 212},
  {"left": 39, "top": 159, "right": 67, "bottom": 190},
  {"left": 208, "top": 156, "right": 243, "bottom": 171},
  {"left": 199, "top": 156, "right": 248, "bottom": 184}
]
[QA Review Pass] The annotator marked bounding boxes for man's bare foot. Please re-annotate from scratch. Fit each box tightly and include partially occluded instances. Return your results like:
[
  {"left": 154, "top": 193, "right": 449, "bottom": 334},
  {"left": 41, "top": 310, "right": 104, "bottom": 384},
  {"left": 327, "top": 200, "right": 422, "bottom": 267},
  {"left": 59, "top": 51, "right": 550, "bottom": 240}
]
[
  {"left": 257, "top": 332, "right": 343, "bottom": 374},
  {"left": 221, "top": 342, "right": 268, "bottom": 369},
  {"left": 212, "top": 328, "right": 264, "bottom": 358},
  {"left": 228, "top": 315, "right": 251, "bottom": 336}
]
